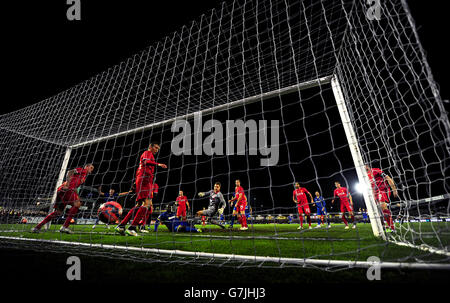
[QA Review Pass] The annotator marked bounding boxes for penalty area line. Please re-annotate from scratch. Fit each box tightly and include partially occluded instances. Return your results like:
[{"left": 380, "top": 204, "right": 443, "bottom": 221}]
[{"left": 0, "top": 236, "right": 449, "bottom": 270}]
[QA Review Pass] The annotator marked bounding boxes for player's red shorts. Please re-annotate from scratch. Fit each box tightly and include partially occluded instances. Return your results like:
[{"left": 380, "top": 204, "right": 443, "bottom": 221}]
[
  {"left": 55, "top": 189, "right": 79, "bottom": 211},
  {"left": 177, "top": 206, "right": 187, "bottom": 217},
  {"left": 374, "top": 190, "right": 391, "bottom": 204},
  {"left": 340, "top": 201, "right": 353, "bottom": 213},
  {"left": 297, "top": 203, "right": 311, "bottom": 215},
  {"left": 135, "top": 174, "right": 154, "bottom": 201},
  {"left": 236, "top": 200, "right": 247, "bottom": 212}
]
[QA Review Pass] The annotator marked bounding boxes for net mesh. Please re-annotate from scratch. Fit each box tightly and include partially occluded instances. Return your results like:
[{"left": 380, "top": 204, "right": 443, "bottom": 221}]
[{"left": 0, "top": 0, "right": 448, "bottom": 270}]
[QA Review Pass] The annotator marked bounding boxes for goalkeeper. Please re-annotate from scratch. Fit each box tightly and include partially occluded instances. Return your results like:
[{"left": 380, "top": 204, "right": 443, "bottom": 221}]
[{"left": 196, "top": 182, "right": 226, "bottom": 229}]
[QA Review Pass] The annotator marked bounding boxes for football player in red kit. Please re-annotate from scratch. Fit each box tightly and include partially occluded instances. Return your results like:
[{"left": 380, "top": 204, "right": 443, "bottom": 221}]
[
  {"left": 176, "top": 190, "right": 190, "bottom": 221},
  {"left": 332, "top": 181, "right": 356, "bottom": 229},
  {"left": 116, "top": 142, "right": 167, "bottom": 236},
  {"left": 292, "top": 182, "right": 313, "bottom": 229},
  {"left": 228, "top": 179, "right": 249, "bottom": 230},
  {"left": 32, "top": 164, "right": 95, "bottom": 234},
  {"left": 365, "top": 165, "right": 398, "bottom": 232}
]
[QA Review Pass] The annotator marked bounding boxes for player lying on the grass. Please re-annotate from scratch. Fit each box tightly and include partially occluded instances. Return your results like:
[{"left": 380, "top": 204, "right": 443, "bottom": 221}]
[
  {"left": 293, "top": 182, "right": 313, "bottom": 229},
  {"left": 176, "top": 190, "right": 190, "bottom": 221},
  {"left": 365, "top": 165, "right": 398, "bottom": 232},
  {"left": 197, "top": 182, "right": 226, "bottom": 229},
  {"left": 154, "top": 210, "right": 201, "bottom": 233},
  {"left": 92, "top": 201, "right": 123, "bottom": 229},
  {"left": 228, "top": 179, "right": 248, "bottom": 230},
  {"left": 331, "top": 181, "right": 356, "bottom": 229},
  {"left": 116, "top": 142, "right": 167, "bottom": 236},
  {"left": 32, "top": 164, "right": 95, "bottom": 234},
  {"left": 314, "top": 191, "right": 330, "bottom": 228}
]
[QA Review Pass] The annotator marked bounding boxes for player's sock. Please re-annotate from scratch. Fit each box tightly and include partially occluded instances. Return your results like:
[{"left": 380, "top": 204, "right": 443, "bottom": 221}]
[
  {"left": 241, "top": 215, "right": 248, "bottom": 228},
  {"left": 130, "top": 206, "right": 147, "bottom": 227},
  {"left": 35, "top": 211, "right": 58, "bottom": 229},
  {"left": 230, "top": 215, "right": 236, "bottom": 227},
  {"left": 342, "top": 214, "right": 348, "bottom": 226},
  {"left": 142, "top": 208, "right": 151, "bottom": 229},
  {"left": 63, "top": 206, "right": 79, "bottom": 228},
  {"left": 351, "top": 215, "right": 355, "bottom": 223},
  {"left": 383, "top": 209, "right": 394, "bottom": 230},
  {"left": 118, "top": 206, "right": 138, "bottom": 227},
  {"left": 299, "top": 216, "right": 303, "bottom": 227},
  {"left": 307, "top": 215, "right": 311, "bottom": 226},
  {"left": 237, "top": 215, "right": 242, "bottom": 226}
]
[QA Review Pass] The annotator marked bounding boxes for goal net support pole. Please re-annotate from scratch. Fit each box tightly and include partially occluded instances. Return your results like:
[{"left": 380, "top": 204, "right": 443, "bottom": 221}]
[
  {"left": 45, "top": 147, "right": 72, "bottom": 230},
  {"left": 331, "top": 75, "right": 386, "bottom": 240}
]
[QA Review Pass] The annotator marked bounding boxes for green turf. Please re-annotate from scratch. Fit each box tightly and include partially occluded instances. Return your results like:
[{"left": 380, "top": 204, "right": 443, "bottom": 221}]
[{"left": 0, "top": 222, "right": 448, "bottom": 264}]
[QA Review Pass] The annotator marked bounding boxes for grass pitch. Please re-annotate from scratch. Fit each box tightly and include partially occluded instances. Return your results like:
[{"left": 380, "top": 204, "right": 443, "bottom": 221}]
[{"left": 0, "top": 221, "right": 448, "bottom": 265}]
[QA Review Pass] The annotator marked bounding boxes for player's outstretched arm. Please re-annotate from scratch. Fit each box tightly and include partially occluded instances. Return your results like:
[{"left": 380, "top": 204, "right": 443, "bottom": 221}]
[
  {"left": 385, "top": 175, "right": 398, "bottom": 198},
  {"left": 218, "top": 193, "right": 226, "bottom": 212},
  {"left": 118, "top": 190, "right": 131, "bottom": 196},
  {"left": 198, "top": 190, "right": 213, "bottom": 198}
]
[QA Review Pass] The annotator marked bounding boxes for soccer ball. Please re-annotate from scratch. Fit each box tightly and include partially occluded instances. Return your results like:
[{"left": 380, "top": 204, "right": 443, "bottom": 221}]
[{"left": 97, "top": 201, "right": 123, "bottom": 224}]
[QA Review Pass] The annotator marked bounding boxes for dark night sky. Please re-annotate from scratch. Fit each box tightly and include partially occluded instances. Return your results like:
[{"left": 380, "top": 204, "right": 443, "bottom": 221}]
[
  {"left": 1, "top": 1, "right": 448, "bottom": 116},
  {"left": 1, "top": 1, "right": 448, "bottom": 212}
]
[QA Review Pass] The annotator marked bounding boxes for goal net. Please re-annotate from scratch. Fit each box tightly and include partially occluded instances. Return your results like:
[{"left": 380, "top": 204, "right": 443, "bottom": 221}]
[{"left": 0, "top": 0, "right": 449, "bottom": 271}]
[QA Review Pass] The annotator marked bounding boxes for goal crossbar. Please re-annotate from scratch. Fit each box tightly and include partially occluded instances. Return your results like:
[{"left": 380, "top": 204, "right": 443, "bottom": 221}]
[{"left": 69, "top": 76, "right": 332, "bottom": 149}]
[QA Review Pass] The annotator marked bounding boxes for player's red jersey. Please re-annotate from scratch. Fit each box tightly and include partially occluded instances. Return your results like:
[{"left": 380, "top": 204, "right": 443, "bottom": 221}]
[
  {"left": 62, "top": 167, "right": 88, "bottom": 190},
  {"left": 334, "top": 187, "right": 350, "bottom": 204},
  {"left": 367, "top": 167, "right": 391, "bottom": 203},
  {"left": 176, "top": 196, "right": 188, "bottom": 209},
  {"left": 235, "top": 186, "right": 247, "bottom": 203},
  {"left": 334, "top": 187, "right": 352, "bottom": 212},
  {"left": 367, "top": 168, "right": 390, "bottom": 194},
  {"left": 136, "top": 150, "right": 159, "bottom": 177},
  {"left": 293, "top": 188, "right": 309, "bottom": 205}
]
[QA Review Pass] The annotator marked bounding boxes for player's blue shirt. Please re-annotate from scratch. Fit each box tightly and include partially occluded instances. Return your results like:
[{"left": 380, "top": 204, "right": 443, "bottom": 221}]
[
  {"left": 154, "top": 212, "right": 181, "bottom": 232},
  {"left": 155, "top": 211, "right": 198, "bottom": 233},
  {"left": 314, "top": 196, "right": 326, "bottom": 210},
  {"left": 103, "top": 193, "right": 118, "bottom": 202},
  {"left": 245, "top": 204, "right": 251, "bottom": 218},
  {"left": 362, "top": 211, "right": 368, "bottom": 219}
]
